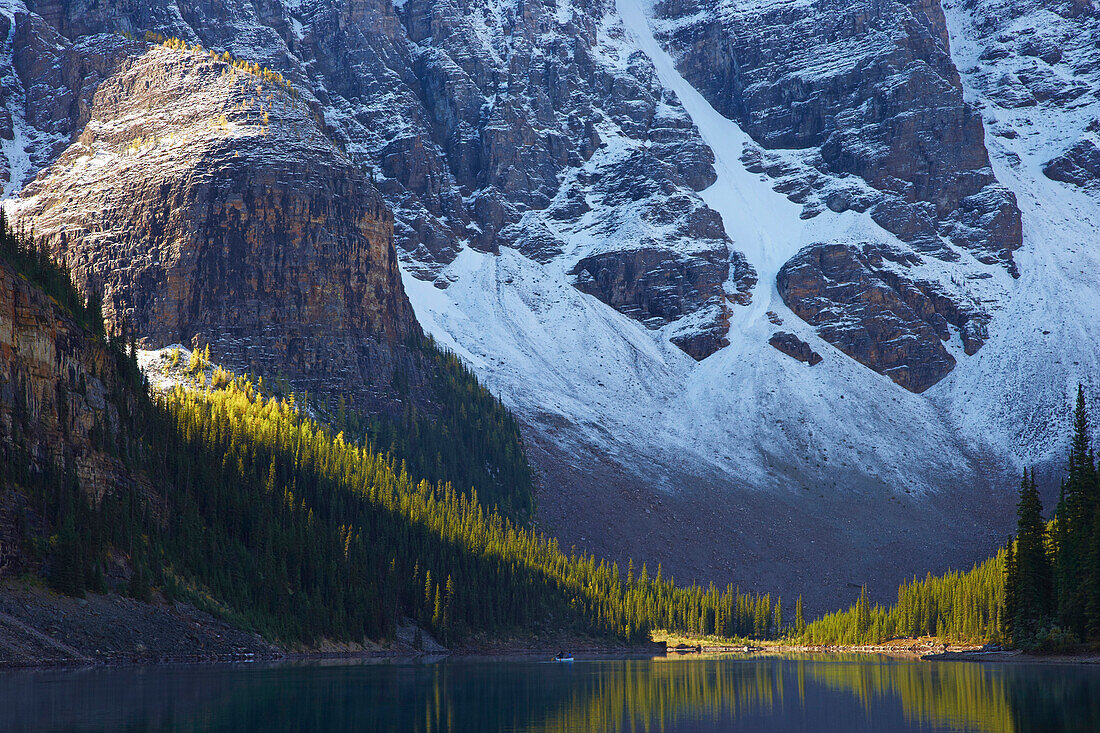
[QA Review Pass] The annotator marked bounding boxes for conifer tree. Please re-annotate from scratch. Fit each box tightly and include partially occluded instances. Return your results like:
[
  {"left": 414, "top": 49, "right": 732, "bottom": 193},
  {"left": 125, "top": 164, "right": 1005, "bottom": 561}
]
[
  {"left": 1053, "top": 484, "right": 1071, "bottom": 627},
  {"left": 49, "top": 515, "right": 85, "bottom": 597},
  {"left": 1055, "top": 385, "right": 1098, "bottom": 638},
  {"left": 856, "top": 585, "right": 870, "bottom": 638},
  {"left": 1007, "top": 469, "right": 1052, "bottom": 645},
  {"left": 1003, "top": 538, "right": 1017, "bottom": 644}
]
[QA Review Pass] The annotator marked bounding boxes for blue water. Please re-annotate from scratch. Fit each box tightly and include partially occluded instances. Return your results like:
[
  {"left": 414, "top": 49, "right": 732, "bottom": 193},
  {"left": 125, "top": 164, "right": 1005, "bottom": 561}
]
[{"left": 1, "top": 654, "right": 1097, "bottom": 732}]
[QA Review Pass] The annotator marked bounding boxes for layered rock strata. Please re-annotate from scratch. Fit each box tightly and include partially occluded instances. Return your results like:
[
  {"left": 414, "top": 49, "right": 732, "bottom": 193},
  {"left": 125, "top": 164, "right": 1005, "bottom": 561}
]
[
  {"left": 0, "top": 257, "right": 143, "bottom": 558},
  {"left": 11, "top": 46, "right": 425, "bottom": 413}
]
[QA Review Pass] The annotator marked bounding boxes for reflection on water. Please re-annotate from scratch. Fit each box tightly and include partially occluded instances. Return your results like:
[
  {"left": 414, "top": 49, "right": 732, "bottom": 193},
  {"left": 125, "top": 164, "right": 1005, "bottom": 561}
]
[{"left": 0, "top": 654, "right": 1097, "bottom": 732}]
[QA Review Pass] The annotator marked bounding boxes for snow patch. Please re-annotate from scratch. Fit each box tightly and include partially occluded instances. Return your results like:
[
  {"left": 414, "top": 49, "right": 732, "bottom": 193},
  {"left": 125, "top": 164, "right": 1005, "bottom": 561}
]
[
  {"left": 938, "top": 0, "right": 1100, "bottom": 469},
  {"left": 400, "top": 0, "right": 1005, "bottom": 499}
]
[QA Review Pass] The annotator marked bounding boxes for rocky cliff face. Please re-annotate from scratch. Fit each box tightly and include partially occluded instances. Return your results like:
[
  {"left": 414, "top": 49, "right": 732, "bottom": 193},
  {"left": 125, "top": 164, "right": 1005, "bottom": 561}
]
[
  {"left": 572, "top": 244, "right": 754, "bottom": 359},
  {"left": 4, "top": 0, "right": 754, "bottom": 360},
  {"left": 5, "top": 0, "right": 1020, "bottom": 380},
  {"left": 653, "top": 0, "right": 1022, "bottom": 270},
  {"left": 10, "top": 44, "right": 425, "bottom": 414},
  {"left": 0, "top": 257, "right": 143, "bottom": 575},
  {"left": 649, "top": 0, "right": 1027, "bottom": 388}
]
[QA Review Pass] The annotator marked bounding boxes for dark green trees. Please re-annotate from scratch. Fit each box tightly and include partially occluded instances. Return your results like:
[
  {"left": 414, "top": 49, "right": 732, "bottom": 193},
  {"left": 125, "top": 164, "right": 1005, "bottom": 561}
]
[
  {"left": 1004, "top": 470, "right": 1052, "bottom": 645},
  {"left": 48, "top": 515, "right": 86, "bottom": 597},
  {"left": 0, "top": 220, "right": 789, "bottom": 647},
  {"left": 1051, "top": 385, "right": 1100, "bottom": 643},
  {"left": 323, "top": 342, "right": 535, "bottom": 522},
  {"left": 1004, "top": 385, "right": 1099, "bottom": 649}
]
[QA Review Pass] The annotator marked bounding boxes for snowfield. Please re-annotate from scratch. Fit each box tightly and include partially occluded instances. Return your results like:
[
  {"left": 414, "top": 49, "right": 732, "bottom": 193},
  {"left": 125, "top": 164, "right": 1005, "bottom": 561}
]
[
  {"left": 400, "top": 0, "right": 1075, "bottom": 509},
  {"left": 938, "top": 0, "right": 1100, "bottom": 469}
]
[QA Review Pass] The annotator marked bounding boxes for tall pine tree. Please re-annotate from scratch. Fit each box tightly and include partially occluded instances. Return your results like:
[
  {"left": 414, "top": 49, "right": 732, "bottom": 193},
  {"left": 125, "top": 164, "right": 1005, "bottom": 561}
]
[
  {"left": 1055, "top": 385, "right": 1099, "bottom": 638},
  {"left": 1006, "top": 469, "right": 1052, "bottom": 645}
]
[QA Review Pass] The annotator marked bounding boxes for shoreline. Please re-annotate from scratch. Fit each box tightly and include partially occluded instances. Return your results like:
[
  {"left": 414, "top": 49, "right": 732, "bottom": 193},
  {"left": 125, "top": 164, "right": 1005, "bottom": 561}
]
[
  {"left": 0, "top": 643, "right": 665, "bottom": 673},
  {"left": 921, "top": 649, "right": 1100, "bottom": 665},
  {"left": 0, "top": 582, "right": 667, "bottom": 671},
  {"left": 6, "top": 639, "right": 1100, "bottom": 672},
  {"left": 653, "top": 631, "right": 1100, "bottom": 665},
  {"left": 4, "top": 584, "right": 1097, "bottom": 671}
]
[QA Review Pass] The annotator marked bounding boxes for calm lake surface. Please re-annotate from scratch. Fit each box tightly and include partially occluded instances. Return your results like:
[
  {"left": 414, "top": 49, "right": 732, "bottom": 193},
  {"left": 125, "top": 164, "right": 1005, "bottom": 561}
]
[{"left": 1, "top": 654, "right": 1097, "bottom": 732}]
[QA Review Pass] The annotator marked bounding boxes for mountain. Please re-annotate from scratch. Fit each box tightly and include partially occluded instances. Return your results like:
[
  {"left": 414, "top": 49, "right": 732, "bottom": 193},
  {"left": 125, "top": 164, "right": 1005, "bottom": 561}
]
[
  {"left": 2, "top": 0, "right": 1098, "bottom": 611},
  {"left": 0, "top": 223, "right": 794, "bottom": 662},
  {"left": 7, "top": 37, "right": 421, "bottom": 417}
]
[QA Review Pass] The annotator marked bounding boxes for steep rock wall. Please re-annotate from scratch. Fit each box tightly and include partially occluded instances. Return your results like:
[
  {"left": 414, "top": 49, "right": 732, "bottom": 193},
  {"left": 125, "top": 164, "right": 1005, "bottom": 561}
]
[
  {"left": 11, "top": 46, "right": 425, "bottom": 413},
  {"left": 6, "top": 0, "right": 751, "bottom": 359},
  {"left": 654, "top": 0, "right": 1022, "bottom": 271},
  {"left": 0, "top": 257, "right": 144, "bottom": 576}
]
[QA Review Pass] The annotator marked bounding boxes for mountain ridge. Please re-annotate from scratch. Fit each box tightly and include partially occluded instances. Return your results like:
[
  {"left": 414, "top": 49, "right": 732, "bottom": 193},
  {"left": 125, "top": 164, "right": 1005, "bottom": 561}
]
[{"left": 2, "top": 0, "right": 1097, "bottom": 609}]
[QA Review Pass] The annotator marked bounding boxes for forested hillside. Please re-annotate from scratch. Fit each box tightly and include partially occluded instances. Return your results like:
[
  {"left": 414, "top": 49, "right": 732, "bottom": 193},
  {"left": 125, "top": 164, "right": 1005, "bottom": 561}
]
[
  {"left": 4, "top": 210, "right": 1094, "bottom": 652},
  {"left": 0, "top": 217, "right": 545, "bottom": 643},
  {"left": 154, "top": 377, "right": 802, "bottom": 643},
  {"left": 0, "top": 219, "right": 791, "bottom": 647},
  {"left": 801, "top": 389, "right": 1100, "bottom": 650},
  {"left": 321, "top": 343, "right": 534, "bottom": 522}
]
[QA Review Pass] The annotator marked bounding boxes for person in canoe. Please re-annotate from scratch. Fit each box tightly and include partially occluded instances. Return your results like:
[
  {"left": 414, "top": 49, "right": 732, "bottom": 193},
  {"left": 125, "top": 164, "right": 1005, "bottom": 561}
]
[{"left": 554, "top": 651, "right": 573, "bottom": 662}]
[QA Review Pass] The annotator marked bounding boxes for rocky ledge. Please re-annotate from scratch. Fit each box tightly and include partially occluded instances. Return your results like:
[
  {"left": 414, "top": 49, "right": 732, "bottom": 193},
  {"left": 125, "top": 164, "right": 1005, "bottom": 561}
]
[
  {"left": 572, "top": 245, "right": 755, "bottom": 360},
  {"left": 1044, "top": 124, "right": 1100, "bottom": 193},
  {"left": 777, "top": 242, "right": 990, "bottom": 392},
  {"left": 768, "top": 332, "right": 823, "bottom": 366}
]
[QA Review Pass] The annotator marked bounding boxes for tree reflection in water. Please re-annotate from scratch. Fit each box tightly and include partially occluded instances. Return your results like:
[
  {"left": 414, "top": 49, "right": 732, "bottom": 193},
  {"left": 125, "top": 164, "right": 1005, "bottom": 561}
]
[{"left": 0, "top": 654, "right": 1097, "bottom": 732}]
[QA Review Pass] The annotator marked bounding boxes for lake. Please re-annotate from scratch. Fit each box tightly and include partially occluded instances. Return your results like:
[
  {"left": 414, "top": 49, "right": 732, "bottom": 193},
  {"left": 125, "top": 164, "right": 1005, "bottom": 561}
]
[{"left": 0, "top": 654, "right": 1097, "bottom": 732}]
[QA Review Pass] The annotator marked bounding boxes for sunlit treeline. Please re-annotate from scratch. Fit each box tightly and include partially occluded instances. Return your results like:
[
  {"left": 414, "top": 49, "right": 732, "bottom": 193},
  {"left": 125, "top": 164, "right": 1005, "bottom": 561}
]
[
  {"left": 803, "top": 385, "right": 1100, "bottom": 650},
  {"left": 154, "top": 377, "right": 796, "bottom": 643},
  {"left": 801, "top": 554, "right": 1006, "bottom": 646}
]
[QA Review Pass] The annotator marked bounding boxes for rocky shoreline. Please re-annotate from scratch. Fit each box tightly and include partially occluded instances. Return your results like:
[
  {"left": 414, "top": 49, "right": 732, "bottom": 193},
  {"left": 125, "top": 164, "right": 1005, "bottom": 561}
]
[
  {"left": 0, "top": 582, "right": 666, "bottom": 670},
  {"left": 5, "top": 583, "right": 1094, "bottom": 670},
  {"left": 0, "top": 583, "right": 281, "bottom": 669},
  {"left": 663, "top": 638, "right": 1100, "bottom": 665}
]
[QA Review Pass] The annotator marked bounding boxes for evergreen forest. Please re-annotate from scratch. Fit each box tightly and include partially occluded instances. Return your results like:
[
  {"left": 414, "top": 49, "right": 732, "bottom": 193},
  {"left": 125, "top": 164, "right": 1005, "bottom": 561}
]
[
  {"left": 3, "top": 211, "right": 1098, "bottom": 651},
  {"left": 1003, "top": 386, "right": 1100, "bottom": 650},
  {"left": 0, "top": 219, "right": 792, "bottom": 646},
  {"left": 800, "top": 386, "right": 1100, "bottom": 651}
]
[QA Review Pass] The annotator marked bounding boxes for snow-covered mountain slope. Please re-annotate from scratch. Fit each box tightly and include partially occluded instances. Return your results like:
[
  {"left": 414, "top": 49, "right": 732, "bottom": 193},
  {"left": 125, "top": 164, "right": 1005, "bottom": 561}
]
[
  {"left": 0, "top": 0, "right": 97, "bottom": 197},
  {"left": 2, "top": 0, "right": 1097, "bottom": 609},
  {"left": 398, "top": 0, "right": 1028, "bottom": 608},
  {"left": 407, "top": 0, "right": 1003, "bottom": 497},
  {"left": 939, "top": 0, "right": 1100, "bottom": 469},
  {"left": 402, "top": 0, "right": 1097, "bottom": 603}
]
